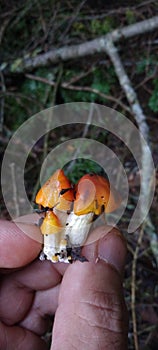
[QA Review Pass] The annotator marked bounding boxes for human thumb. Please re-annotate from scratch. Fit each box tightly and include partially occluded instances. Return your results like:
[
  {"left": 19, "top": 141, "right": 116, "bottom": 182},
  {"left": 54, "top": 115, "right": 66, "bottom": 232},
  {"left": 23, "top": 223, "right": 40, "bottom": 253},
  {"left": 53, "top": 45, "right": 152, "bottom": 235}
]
[{"left": 51, "top": 228, "right": 128, "bottom": 350}]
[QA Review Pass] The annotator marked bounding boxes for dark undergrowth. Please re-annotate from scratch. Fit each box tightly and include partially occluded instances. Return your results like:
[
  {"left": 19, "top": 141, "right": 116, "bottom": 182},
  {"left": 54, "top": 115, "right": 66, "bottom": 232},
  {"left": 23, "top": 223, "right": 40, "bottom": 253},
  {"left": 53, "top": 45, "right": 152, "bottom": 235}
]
[{"left": 0, "top": 1, "right": 158, "bottom": 349}]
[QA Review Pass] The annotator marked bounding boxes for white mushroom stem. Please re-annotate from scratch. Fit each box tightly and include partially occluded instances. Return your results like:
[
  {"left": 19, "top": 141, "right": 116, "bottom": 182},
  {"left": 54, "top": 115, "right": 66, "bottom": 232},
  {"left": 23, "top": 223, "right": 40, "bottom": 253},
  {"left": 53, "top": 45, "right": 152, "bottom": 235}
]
[
  {"left": 54, "top": 207, "right": 94, "bottom": 246},
  {"left": 41, "top": 209, "right": 95, "bottom": 263},
  {"left": 64, "top": 211, "right": 94, "bottom": 246},
  {"left": 43, "top": 229, "right": 64, "bottom": 261}
]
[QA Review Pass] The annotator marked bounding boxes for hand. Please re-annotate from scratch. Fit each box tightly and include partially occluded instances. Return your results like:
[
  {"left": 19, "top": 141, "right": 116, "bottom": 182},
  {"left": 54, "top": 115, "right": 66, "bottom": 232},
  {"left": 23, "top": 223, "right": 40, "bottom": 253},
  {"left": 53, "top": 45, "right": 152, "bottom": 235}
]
[{"left": 0, "top": 217, "right": 128, "bottom": 350}]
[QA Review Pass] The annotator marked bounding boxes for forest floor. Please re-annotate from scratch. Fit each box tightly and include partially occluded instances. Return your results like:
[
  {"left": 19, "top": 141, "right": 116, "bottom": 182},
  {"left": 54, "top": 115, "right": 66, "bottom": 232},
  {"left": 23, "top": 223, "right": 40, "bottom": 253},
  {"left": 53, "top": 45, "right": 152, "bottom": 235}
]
[{"left": 0, "top": 1, "right": 158, "bottom": 349}]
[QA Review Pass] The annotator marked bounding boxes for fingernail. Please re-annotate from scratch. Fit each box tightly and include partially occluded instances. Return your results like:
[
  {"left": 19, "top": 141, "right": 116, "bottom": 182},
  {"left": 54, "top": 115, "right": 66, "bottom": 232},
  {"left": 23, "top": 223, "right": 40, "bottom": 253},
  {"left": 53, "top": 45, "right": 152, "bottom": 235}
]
[{"left": 98, "top": 230, "right": 127, "bottom": 275}]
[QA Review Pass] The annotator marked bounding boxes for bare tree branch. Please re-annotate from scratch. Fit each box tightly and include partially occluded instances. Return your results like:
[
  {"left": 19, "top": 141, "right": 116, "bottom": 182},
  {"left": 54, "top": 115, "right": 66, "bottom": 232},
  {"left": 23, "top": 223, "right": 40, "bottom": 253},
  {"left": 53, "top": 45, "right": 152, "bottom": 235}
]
[
  {"left": 4, "top": 15, "right": 158, "bottom": 73},
  {"left": 104, "top": 36, "right": 155, "bottom": 245},
  {"left": 105, "top": 39, "right": 149, "bottom": 139},
  {"left": 3, "top": 14, "right": 156, "bottom": 249},
  {"left": 25, "top": 73, "right": 130, "bottom": 113}
]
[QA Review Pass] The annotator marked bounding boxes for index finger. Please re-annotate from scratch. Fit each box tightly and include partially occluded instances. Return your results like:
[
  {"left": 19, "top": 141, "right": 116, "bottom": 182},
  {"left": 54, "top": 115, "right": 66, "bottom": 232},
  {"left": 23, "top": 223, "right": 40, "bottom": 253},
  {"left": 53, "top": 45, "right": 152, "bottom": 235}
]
[{"left": 0, "top": 214, "right": 42, "bottom": 268}]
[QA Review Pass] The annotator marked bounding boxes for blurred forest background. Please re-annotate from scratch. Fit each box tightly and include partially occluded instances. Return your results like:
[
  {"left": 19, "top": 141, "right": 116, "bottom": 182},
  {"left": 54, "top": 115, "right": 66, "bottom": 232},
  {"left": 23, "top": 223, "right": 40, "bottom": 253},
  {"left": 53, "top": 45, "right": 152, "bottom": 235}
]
[{"left": 0, "top": 1, "right": 158, "bottom": 349}]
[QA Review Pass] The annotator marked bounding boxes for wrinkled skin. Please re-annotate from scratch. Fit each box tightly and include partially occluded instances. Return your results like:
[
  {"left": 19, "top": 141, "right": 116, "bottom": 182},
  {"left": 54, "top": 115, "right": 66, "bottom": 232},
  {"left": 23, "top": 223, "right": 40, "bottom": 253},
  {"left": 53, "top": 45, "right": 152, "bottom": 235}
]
[{"left": 0, "top": 217, "right": 128, "bottom": 350}]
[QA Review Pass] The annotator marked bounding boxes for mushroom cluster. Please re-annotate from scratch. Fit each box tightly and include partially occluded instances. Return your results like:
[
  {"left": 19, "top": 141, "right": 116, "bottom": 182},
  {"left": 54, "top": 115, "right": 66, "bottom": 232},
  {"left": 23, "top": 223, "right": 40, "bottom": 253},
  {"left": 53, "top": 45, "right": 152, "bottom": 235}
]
[{"left": 35, "top": 169, "right": 121, "bottom": 263}]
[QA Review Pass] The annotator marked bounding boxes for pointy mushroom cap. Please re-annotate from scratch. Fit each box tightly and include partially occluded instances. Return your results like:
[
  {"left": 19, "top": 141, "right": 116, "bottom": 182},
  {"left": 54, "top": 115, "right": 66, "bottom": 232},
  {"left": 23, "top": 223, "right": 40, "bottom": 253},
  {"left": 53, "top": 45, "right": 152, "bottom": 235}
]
[
  {"left": 40, "top": 210, "right": 62, "bottom": 235},
  {"left": 35, "top": 169, "right": 74, "bottom": 211},
  {"left": 73, "top": 174, "right": 122, "bottom": 216}
]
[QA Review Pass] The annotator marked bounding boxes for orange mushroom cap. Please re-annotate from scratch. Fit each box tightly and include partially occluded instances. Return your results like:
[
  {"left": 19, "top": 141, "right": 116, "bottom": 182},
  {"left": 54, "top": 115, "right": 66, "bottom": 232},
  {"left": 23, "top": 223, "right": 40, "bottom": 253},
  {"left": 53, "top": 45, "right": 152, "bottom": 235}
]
[
  {"left": 35, "top": 169, "right": 74, "bottom": 211},
  {"left": 40, "top": 210, "right": 62, "bottom": 235},
  {"left": 73, "top": 174, "right": 122, "bottom": 216}
]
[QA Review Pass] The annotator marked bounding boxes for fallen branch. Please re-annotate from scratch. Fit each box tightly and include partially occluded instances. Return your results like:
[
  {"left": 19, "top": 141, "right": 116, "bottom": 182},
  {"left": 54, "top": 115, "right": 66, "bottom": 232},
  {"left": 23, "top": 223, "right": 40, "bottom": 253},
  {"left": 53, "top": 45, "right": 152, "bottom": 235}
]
[
  {"left": 25, "top": 73, "right": 130, "bottom": 113},
  {"left": 2, "top": 10, "right": 157, "bottom": 350},
  {"left": 2, "top": 15, "right": 158, "bottom": 73},
  {"left": 131, "top": 225, "right": 145, "bottom": 350},
  {"left": 19, "top": 13, "right": 155, "bottom": 350},
  {"left": 103, "top": 38, "right": 155, "bottom": 233},
  {"left": 105, "top": 38, "right": 149, "bottom": 139}
]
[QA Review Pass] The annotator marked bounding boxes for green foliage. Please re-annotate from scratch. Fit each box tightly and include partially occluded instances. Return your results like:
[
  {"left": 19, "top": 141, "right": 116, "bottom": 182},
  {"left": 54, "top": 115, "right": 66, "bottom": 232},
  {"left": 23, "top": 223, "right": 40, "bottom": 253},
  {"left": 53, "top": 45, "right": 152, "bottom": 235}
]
[
  {"left": 91, "top": 66, "right": 116, "bottom": 99},
  {"left": 64, "top": 159, "right": 104, "bottom": 183},
  {"left": 5, "top": 68, "right": 57, "bottom": 130},
  {"left": 72, "top": 22, "right": 86, "bottom": 33},
  {"left": 91, "top": 18, "right": 114, "bottom": 35},
  {"left": 148, "top": 79, "right": 158, "bottom": 112},
  {"left": 22, "top": 69, "right": 52, "bottom": 105},
  {"left": 125, "top": 9, "right": 136, "bottom": 25},
  {"left": 61, "top": 66, "right": 116, "bottom": 104},
  {"left": 136, "top": 56, "right": 158, "bottom": 113},
  {"left": 5, "top": 96, "right": 29, "bottom": 131},
  {"left": 136, "top": 56, "right": 157, "bottom": 75}
]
